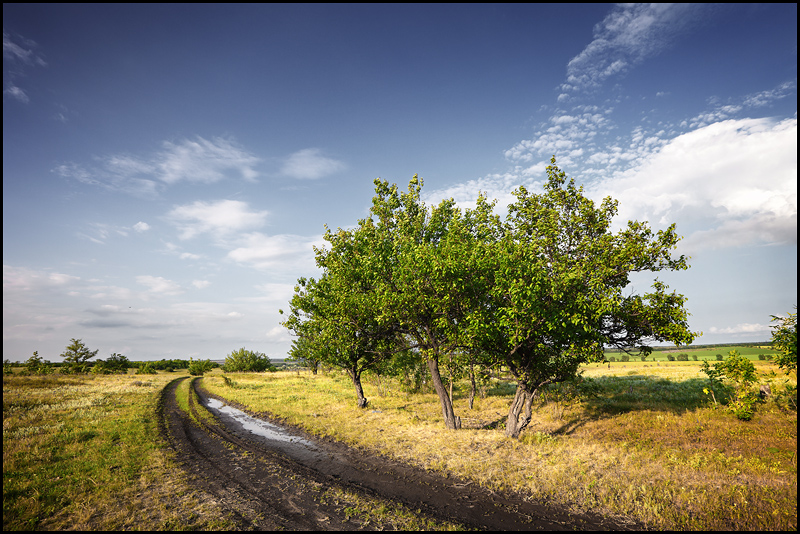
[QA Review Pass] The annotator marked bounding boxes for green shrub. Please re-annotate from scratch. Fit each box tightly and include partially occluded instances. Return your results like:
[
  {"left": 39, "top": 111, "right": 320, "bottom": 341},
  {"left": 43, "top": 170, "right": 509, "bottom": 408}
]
[
  {"left": 692, "top": 354, "right": 698, "bottom": 361},
  {"left": 188, "top": 359, "right": 214, "bottom": 376},
  {"left": 676, "top": 353, "right": 689, "bottom": 361},
  {"left": 666, "top": 354, "right": 675, "bottom": 361},
  {"left": 222, "top": 348, "right": 276, "bottom": 373},
  {"left": 701, "top": 350, "right": 759, "bottom": 420},
  {"left": 716, "top": 354, "right": 723, "bottom": 361},
  {"left": 24, "top": 351, "right": 54, "bottom": 375},
  {"left": 92, "top": 353, "right": 130, "bottom": 374},
  {"left": 757, "top": 354, "right": 765, "bottom": 361},
  {"left": 136, "top": 362, "right": 158, "bottom": 375},
  {"left": 620, "top": 354, "right": 630, "bottom": 362}
]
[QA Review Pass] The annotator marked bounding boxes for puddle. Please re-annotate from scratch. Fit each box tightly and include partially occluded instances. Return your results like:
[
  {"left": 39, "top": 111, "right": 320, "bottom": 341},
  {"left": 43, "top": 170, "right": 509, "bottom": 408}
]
[{"left": 205, "top": 397, "right": 316, "bottom": 448}]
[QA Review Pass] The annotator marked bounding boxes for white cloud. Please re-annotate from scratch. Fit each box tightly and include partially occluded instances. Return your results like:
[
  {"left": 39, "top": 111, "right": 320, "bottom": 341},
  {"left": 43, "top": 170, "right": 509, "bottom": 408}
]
[
  {"left": 54, "top": 136, "right": 260, "bottom": 196},
  {"left": 157, "top": 137, "right": 260, "bottom": 184},
  {"left": 3, "top": 30, "right": 47, "bottom": 66},
  {"left": 3, "top": 31, "right": 47, "bottom": 106},
  {"left": 136, "top": 275, "right": 183, "bottom": 296},
  {"left": 192, "top": 280, "right": 211, "bottom": 289},
  {"left": 562, "top": 4, "right": 697, "bottom": 96},
  {"left": 227, "top": 233, "right": 323, "bottom": 271},
  {"left": 167, "top": 199, "right": 268, "bottom": 240},
  {"left": 133, "top": 221, "right": 150, "bottom": 232},
  {"left": 708, "top": 323, "right": 771, "bottom": 335},
  {"left": 589, "top": 117, "right": 797, "bottom": 253},
  {"left": 3, "top": 84, "right": 29, "bottom": 103},
  {"left": 281, "top": 148, "right": 346, "bottom": 180}
]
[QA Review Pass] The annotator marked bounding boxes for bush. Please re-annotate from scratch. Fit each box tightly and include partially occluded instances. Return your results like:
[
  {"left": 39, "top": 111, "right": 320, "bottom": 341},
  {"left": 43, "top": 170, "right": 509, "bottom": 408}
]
[
  {"left": 188, "top": 359, "right": 214, "bottom": 376},
  {"left": 757, "top": 354, "right": 766, "bottom": 361},
  {"left": 24, "top": 351, "right": 54, "bottom": 375},
  {"left": 136, "top": 362, "right": 158, "bottom": 375},
  {"left": 701, "top": 350, "right": 759, "bottom": 420},
  {"left": 222, "top": 348, "right": 276, "bottom": 373},
  {"left": 676, "top": 353, "right": 689, "bottom": 361},
  {"left": 692, "top": 354, "right": 698, "bottom": 361},
  {"left": 620, "top": 354, "right": 630, "bottom": 362},
  {"left": 666, "top": 354, "right": 675, "bottom": 361},
  {"left": 92, "top": 353, "right": 130, "bottom": 375},
  {"left": 716, "top": 354, "right": 724, "bottom": 361}
]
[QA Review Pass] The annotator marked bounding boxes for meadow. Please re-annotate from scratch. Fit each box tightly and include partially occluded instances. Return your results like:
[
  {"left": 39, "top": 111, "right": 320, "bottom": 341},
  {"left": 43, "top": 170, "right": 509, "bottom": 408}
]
[
  {"left": 2, "top": 372, "right": 237, "bottom": 531},
  {"left": 202, "top": 358, "right": 796, "bottom": 531},
  {"left": 3, "top": 351, "right": 796, "bottom": 531}
]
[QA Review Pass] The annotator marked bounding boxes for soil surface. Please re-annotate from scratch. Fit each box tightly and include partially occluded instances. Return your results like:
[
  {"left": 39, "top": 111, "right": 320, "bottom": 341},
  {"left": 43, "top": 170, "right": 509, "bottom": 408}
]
[{"left": 159, "top": 376, "right": 636, "bottom": 530}]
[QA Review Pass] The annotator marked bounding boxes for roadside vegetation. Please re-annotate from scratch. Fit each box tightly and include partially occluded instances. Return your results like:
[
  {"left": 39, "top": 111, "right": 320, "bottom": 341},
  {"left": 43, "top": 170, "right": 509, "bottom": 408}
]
[
  {"left": 3, "top": 371, "right": 237, "bottom": 531},
  {"left": 203, "top": 356, "right": 796, "bottom": 531}
]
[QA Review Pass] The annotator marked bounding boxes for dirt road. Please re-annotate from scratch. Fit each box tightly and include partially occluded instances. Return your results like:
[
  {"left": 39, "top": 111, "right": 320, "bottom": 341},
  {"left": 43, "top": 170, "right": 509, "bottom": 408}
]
[{"left": 159, "top": 376, "right": 633, "bottom": 530}]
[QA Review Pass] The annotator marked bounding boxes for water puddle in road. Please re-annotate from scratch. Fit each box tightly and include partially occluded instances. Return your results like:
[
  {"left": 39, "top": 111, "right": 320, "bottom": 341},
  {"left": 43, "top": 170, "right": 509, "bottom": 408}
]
[{"left": 205, "top": 397, "right": 317, "bottom": 448}]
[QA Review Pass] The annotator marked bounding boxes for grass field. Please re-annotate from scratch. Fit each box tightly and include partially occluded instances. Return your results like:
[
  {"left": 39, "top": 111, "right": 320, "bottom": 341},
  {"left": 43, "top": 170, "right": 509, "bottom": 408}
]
[
  {"left": 2, "top": 371, "right": 237, "bottom": 531},
  {"left": 3, "top": 351, "right": 796, "bottom": 531},
  {"left": 202, "top": 358, "right": 797, "bottom": 531},
  {"left": 605, "top": 345, "right": 780, "bottom": 362}
]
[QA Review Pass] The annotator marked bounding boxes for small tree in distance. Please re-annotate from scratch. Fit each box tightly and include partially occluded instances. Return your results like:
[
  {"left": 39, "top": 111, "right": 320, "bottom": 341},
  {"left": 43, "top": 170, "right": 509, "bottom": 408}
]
[{"left": 60, "top": 338, "right": 99, "bottom": 374}]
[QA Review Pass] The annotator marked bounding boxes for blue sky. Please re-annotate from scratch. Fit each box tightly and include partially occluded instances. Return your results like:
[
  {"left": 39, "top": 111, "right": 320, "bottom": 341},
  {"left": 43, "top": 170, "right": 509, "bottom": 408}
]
[{"left": 4, "top": 4, "right": 796, "bottom": 362}]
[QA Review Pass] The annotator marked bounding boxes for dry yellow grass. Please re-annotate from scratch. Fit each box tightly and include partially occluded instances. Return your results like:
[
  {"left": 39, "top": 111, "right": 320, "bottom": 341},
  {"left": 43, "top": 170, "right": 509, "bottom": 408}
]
[{"left": 202, "top": 363, "right": 797, "bottom": 531}]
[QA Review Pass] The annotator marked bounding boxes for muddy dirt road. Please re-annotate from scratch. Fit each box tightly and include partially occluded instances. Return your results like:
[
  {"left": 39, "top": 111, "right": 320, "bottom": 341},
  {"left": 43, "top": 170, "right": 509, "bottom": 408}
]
[{"left": 159, "top": 376, "right": 633, "bottom": 530}]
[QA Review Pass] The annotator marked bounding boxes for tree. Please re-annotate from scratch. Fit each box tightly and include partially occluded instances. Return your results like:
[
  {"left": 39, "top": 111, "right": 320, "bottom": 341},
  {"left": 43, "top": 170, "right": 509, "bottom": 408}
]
[
  {"left": 282, "top": 217, "right": 400, "bottom": 408},
  {"left": 771, "top": 307, "right": 797, "bottom": 374},
  {"left": 366, "top": 177, "right": 499, "bottom": 428},
  {"left": 472, "top": 158, "right": 696, "bottom": 437},
  {"left": 59, "top": 338, "right": 99, "bottom": 374},
  {"left": 286, "top": 334, "right": 321, "bottom": 374},
  {"left": 223, "top": 348, "right": 275, "bottom": 372}
]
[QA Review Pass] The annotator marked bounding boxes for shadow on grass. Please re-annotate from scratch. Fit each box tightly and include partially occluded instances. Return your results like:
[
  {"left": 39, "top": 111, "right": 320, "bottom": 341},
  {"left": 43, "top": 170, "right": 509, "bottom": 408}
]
[{"left": 543, "top": 375, "right": 721, "bottom": 436}]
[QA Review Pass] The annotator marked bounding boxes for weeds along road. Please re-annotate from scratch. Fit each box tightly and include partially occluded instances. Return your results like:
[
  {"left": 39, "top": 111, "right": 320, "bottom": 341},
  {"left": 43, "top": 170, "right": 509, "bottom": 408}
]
[{"left": 159, "top": 376, "right": 632, "bottom": 531}]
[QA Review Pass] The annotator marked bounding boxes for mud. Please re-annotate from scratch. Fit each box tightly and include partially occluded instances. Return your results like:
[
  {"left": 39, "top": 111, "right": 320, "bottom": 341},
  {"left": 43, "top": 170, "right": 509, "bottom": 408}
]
[{"left": 159, "top": 376, "right": 637, "bottom": 530}]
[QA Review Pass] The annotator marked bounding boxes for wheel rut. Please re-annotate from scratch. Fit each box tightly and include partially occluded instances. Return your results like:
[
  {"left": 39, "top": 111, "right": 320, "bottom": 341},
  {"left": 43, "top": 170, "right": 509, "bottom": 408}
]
[{"left": 159, "top": 376, "right": 636, "bottom": 530}]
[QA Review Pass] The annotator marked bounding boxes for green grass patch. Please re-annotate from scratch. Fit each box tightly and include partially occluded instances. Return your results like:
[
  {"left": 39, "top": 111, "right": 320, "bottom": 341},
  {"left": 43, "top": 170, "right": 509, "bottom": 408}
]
[{"left": 3, "top": 373, "right": 236, "bottom": 530}]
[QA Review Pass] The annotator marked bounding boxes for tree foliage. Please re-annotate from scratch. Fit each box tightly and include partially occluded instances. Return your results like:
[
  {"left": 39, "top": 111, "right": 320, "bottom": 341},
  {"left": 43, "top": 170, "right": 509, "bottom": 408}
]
[
  {"left": 771, "top": 307, "right": 797, "bottom": 374},
  {"left": 281, "top": 157, "right": 696, "bottom": 436}
]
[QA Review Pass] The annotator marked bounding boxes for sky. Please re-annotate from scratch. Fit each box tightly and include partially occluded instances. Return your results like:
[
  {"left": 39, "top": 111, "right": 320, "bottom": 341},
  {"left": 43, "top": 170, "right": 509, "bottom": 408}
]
[{"left": 3, "top": 4, "right": 797, "bottom": 363}]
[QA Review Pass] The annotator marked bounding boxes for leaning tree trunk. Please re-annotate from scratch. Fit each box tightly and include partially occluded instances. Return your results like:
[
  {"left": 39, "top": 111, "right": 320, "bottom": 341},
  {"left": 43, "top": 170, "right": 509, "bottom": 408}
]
[
  {"left": 426, "top": 357, "right": 461, "bottom": 429},
  {"left": 348, "top": 369, "right": 368, "bottom": 408},
  {"left": 505, "top": 382, "right": 535, "bottom": 438}
]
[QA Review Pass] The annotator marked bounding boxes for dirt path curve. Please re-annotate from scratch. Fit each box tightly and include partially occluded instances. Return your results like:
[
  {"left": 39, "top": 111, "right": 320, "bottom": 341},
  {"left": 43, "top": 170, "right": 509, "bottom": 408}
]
[{"left": 159, "top": 376, "right": 635, "bottom": 531}]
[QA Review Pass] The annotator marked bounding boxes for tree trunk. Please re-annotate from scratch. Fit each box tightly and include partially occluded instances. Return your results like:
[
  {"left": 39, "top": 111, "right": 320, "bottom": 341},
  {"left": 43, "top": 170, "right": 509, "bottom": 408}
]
[
  {"left": 468, "top": 362, "right": 476, "bottom": 410},
  {"left": 349, "top": 370, "right": 368, "bottom": 408},
  {"left": 426, "top": 357, "right": 461, "bottom": 429},
  {"left": 505, "top": 382, "right": 534, "bottom": 438}
]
